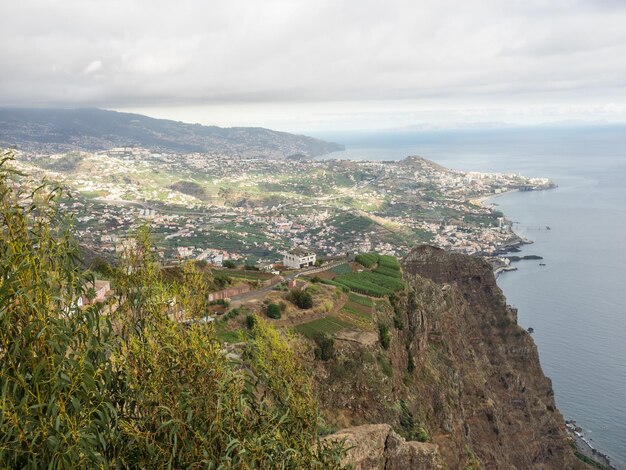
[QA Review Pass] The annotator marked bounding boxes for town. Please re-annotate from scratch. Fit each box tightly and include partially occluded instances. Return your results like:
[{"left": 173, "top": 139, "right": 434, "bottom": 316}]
[{"left": 11, "top": 148, "right": 555, "bottom": 268}]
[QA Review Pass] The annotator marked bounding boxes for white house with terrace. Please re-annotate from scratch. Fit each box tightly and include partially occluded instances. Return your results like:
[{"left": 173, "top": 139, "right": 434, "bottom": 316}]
[{"left": 282, "top": 248, "right": 316, "bottom": 269}]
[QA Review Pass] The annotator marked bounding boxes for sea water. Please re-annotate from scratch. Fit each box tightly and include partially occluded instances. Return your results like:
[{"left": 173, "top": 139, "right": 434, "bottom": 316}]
[{"left": 318, "top": 125, "right": 626, "bottom": 468}]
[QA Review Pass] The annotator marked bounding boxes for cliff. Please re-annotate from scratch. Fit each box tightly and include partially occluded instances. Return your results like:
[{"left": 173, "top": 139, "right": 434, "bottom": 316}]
[{"left": 318, "top": 246, "right": 588, "bottom": 469}]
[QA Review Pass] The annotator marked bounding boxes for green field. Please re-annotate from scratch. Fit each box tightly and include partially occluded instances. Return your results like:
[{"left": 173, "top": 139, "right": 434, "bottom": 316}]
[
  {"left": 355, "top": 253, "right": 378, "bottom": 267},
  {"left": 347, "top": 292, "right": 375, "bottom": 307},
  {"left": 330, "top": 263, "right": 352, "bottom": 275},
  {"left": 334, "top": 254, "right": 404, "bottom": 297},
  {"left": 215, "top": 322, "right": 242, "bottom": 343},
  {"left": 341, "top": 305, "right": 372, "bottom": 323},
  {"left": 334, "top": 272, "right": 405, "bottom": 297},
  {"left": 294, "top": 316, "right": 354, "bottom": 338}
]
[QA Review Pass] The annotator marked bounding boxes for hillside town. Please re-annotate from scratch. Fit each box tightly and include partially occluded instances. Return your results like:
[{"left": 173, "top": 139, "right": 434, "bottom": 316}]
[{"left": 11, "top": 149, "right": 554, "bottom": 267}]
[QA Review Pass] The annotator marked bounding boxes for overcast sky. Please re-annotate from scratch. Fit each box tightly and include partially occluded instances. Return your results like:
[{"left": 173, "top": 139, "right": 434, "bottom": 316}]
[{"left": 1, "top": 0, "right": 626, "bottom": 131}]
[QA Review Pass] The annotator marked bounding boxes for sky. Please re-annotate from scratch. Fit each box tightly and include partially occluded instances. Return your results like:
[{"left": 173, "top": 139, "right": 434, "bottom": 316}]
[{"left": 1, "top": 0, "right": 626, "bottom": 132}]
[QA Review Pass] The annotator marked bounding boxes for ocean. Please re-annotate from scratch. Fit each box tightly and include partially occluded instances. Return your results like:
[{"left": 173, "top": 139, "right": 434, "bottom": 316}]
[{"left": 317, "top": 125, "right": 626, "bottom": 468}]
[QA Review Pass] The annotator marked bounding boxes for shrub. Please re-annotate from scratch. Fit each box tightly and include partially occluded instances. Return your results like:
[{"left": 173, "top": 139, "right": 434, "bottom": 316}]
[
  {"left": 313, "top": 333, "right": 335, "bottom": 361},
  {"left": 378, "top": 322, "right": 391, "bottom": 349},
  {"left": 287, "top": 289, "right": 314, "bottom": 309},
  {"left": 246, "top": 314, "right": 257, "bottom": 329},
  {"left": 266, "top": 303, "right": 282, "bottom": 319},
  {"left": 222, "top": 260, "right": 236, "bottom": 269},
  {"left": 0, "top": 151, "right": 347, "bottom": 468}
]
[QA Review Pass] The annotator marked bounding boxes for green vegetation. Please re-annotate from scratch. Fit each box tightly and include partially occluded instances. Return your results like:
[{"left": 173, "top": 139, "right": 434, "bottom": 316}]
[
  {"left": 266, "top": 302, "right": 282, "bottom": 319},
  {"left": 334, "top": 254, "right": 404, "bottom": 297},
  {"left": 463, "top": 446, "right": 482, "bottom": 470},
  {"left": 373, "top": 265, "right": 403, "bottom": 278},
  {"left": 330, "top": 262, "right": 352, "bottom": 275},
  {"left": 377, "top": 254, "right": 401, "bottom": 270},
  {"left": 294, "top": 316, "right": 353, "bottom": 338},
  {"left": 378, "top": 322, "right": 391, "bottom": 349},
  {"left": 376, "top": 354, "right": 393, "bottom": 377},
  {"left": 569, "top": 442, "right": 610, "bottom": 470},
  {"left": 0, "top": 151, "right": 345, "bottom": 468},
  {"left": 287, "top": 288, "right": 314, "bottom": 309},
  {"left": 168, "top": 180, "right": 209, "bottom": 201},
  {"left": 246, "top": 314, "right": 257, "bottom": 329},
  {"left": 355, "top": 253, "right": 378, "bottom": 267},
  {"left": 313, "top": 333, "right": 335, "bottom": 361},
  {"left": 399, "top": 401, "right": 430, "bottom": 443},
  {"left": 320, "top": 278, "right": 350, "bottom": 292},
  {"left": 389, "top": 294, "right": 405, "bottom": 330},
  {"left": 334, "top": 272, "right": 405, "bottom": 297},
  {"left": 347, "top": 292, "right": 375, "bottom": 307},
  {"left": 222, "top": 259, "right": 237, "bottom": 268}
]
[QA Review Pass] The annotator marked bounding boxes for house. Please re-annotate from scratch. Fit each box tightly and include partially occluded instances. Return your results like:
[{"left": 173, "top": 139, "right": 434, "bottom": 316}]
[
  {"left": 283, "top": 248, "right": 316, "bottom": 269},
  {"left": 81, "top": 280, "right": 111, "bottom": 305},
  {"left": 258, "top": 262, "right": 276, "bottom": 272}
]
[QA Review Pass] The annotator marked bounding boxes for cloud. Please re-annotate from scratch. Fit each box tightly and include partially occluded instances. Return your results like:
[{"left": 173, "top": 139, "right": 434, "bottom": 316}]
[
  {"left": 0, "top": 0, "right": 625, "bottom": 128},
  {"left": 83, "top": 60, "right": 103, "bottom": 75}
]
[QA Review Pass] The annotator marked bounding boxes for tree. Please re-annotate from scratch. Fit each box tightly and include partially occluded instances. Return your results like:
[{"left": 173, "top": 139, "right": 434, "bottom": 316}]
[
  {"left": 287, "top": 289, "right": 313, "bottom": 309},
  {"left": 266, "top": 303, "right": 282, "bottom": 319},
  {"left": 222, "top": 259, "right": 236, "bottom": 269},
  {"left": 313, "top": 333, "right": 335, "bottom": 361},
  {"left": 0, "top": 150, "right": 346, "bottom": 468}
]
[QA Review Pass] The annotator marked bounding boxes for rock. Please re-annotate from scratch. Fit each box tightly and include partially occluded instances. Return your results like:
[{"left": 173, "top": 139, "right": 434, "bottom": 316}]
[{"left": 323, "top": 424, "right": 442, "bottom": 469}]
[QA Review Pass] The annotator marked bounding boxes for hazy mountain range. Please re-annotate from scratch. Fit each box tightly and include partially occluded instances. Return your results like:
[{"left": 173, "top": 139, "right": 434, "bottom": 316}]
[{"left": 0, "top": 108, "right": 344, "bottom": 158}]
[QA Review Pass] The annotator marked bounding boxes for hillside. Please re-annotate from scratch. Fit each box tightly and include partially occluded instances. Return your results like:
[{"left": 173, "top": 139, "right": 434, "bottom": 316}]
[
  {"left": 307, "top": 247, "right": 590, "bottom": 469},
  {"left": 0, "top": 108, "right": 344, "bottom": 157},
  {"left": 0, "top": 152, "right": 595, "bottom": 469}
]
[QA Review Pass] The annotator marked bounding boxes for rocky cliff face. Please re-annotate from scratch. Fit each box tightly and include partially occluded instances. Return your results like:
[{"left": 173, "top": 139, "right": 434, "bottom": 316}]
[
  {"left": 318, "top": 246, "right": 587, "bottom": 469},
  {"left": 323, "top": 424, "right": 442, "bottom": 469}
]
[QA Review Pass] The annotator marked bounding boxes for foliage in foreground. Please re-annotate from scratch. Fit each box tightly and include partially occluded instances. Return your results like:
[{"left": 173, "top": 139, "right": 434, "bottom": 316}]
[{"left": 0, "top": 151, "right": 344, "bottom": 468}]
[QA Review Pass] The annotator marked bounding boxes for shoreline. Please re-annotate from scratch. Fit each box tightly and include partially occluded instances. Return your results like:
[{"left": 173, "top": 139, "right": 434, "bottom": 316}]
[
  {"left": 566, "top": 421, "right": 620, "bottom": 470},
  {"left": 480, "top": 187, "right": 622, "bottom": 470}
]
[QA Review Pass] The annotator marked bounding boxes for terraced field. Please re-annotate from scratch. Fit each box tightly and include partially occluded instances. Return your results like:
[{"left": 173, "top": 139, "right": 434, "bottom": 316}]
[{"left": 293, "top": 315, "right": 356, "bottom": 338}]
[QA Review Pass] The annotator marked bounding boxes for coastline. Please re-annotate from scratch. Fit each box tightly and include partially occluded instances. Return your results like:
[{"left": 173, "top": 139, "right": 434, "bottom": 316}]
[
  {"left": 566, "top": 421, "right": 620, "bottom": 470},
  {"left": 480, "top": 187, "right": 622, "bottom": 470}
]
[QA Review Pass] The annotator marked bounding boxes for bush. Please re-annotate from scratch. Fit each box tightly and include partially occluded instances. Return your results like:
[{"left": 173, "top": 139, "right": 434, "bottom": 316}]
[
  {"left": 266, "top": 303, "right": 282, "bottom": 319},
  {"left": 378, "top": 322, "right": 391, "bottom": 349},
  {"left": 246, "top": 314, "right": 257, "bottom": 329},
  {"left": 311, "top": 276, "right": 323, "bottom": 283},
  {"left": 313, "top": 333, "right": 335, "bottom": 361},
  {"left": 287, "top": 289, "right": 314, "bottom": 309},
  {"left": 222, "top": 260, "right": 236, "bottom": 269}
]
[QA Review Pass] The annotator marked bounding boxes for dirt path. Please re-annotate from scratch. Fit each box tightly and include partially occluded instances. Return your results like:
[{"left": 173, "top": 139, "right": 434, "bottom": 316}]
[{"left": 273, "top": 296, "right": 348, "bottom": 328}]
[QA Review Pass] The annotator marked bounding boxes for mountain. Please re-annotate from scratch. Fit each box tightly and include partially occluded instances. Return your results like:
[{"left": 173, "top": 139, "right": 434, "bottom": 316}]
[{"left": 0, "top": 108, "right": 344, "bottom": 158}]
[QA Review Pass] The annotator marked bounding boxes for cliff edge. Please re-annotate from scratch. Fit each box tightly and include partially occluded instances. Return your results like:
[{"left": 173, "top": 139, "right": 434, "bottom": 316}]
[{"left": 318, "top": 246, "right": 587, "bottom": 469}]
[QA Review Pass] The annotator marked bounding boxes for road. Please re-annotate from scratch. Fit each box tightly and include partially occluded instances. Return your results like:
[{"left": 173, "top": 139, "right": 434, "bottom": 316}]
[{"left": 229, "top": 260, "right": 348, "bottom": 306}]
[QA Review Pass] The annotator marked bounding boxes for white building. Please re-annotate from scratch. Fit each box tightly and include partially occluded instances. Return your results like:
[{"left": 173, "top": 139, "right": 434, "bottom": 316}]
[{"left": 283, "top": 248, "right": 316, "bottom": 269}]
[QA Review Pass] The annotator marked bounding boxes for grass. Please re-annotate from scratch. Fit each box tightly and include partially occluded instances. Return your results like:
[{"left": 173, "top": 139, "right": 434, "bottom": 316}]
[
  {"left": 294, "top": 316, "right": 354, "bottom": 338},
  {"left": 330, "top": 263, "right": 352, "bottom": 275},
  {"left": 333, "top": 271, "right": 405, "bottom": 297},
  {"left": 347, "top": 292, "right": 374, "bottom": 307},
  {"left": 215, "top": 322, "right": 243, "bottom": 343}
]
